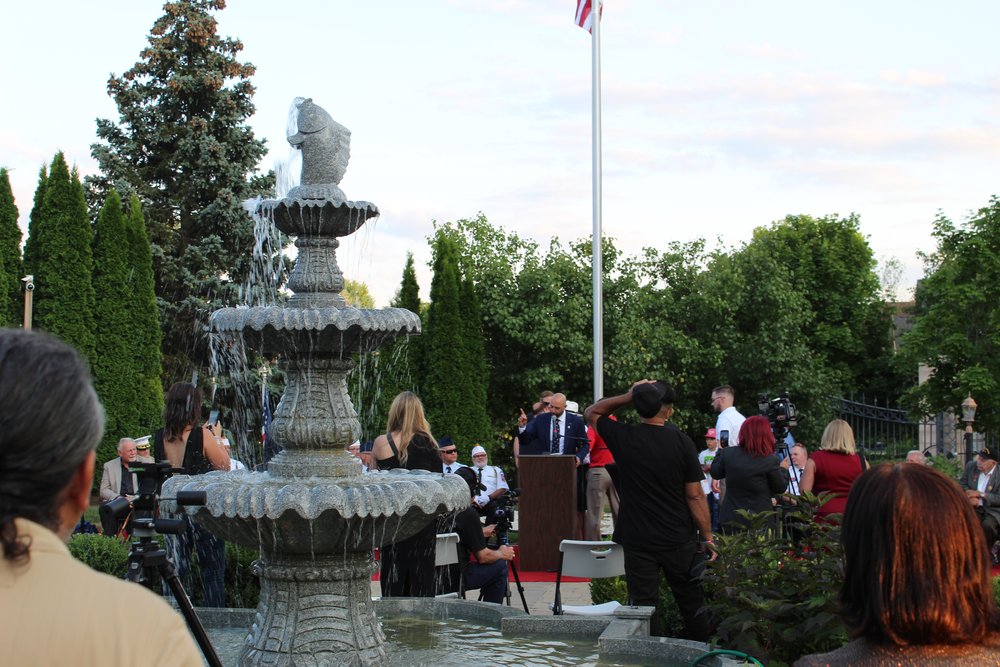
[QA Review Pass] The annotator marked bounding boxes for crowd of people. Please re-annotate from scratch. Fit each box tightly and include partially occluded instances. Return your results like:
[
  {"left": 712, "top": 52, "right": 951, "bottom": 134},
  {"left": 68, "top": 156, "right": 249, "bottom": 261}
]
[{"left": 4, "top": 326, "right": 1000, "bottom": 665}]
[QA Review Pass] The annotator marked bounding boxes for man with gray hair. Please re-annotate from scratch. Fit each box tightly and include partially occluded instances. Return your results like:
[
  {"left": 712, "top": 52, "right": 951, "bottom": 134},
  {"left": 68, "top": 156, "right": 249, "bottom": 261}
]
[
  {"left": 100, "top": 437, "right": 139, "bottom": 503},
  {"left": 905, "top": 450, "right": 927, "bottom": 465},
  {"left": 0, "top": 329, "right": 201, "bottom": 666}
]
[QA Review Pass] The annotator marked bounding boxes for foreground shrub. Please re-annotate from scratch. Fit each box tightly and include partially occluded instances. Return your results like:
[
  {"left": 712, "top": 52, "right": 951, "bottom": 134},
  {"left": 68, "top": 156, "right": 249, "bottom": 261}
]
[
  {"left": 702, "top": 493, "right": 847, "bottom": 666},
  {"left": 68, "top": 533, "right": 130, "bottom": 577}
]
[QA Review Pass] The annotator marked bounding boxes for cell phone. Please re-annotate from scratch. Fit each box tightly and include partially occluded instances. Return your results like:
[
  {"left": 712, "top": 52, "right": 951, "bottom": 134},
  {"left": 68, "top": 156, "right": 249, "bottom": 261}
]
[
  {"left": 208, "top": 409, "right": 220, "bottom": 426},
  {"left": 720, "top": 430, "right": 730, "bottom": 448}
]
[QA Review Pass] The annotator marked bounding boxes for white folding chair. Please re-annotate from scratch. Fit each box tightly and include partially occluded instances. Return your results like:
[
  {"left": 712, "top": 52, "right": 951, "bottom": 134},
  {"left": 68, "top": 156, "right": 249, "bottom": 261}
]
[
  {"left": 551, "top": 539, "right": 625, "bottom": 615},
  {"left": 434, "top": 532, "right": 464, "bottom": 598}
]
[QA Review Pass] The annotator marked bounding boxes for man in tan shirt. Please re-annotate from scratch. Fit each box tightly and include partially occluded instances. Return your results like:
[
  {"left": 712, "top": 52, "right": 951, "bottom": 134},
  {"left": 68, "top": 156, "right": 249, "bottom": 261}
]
[{"left": 0, "top": 329, "right": 202, "bottom": 666}]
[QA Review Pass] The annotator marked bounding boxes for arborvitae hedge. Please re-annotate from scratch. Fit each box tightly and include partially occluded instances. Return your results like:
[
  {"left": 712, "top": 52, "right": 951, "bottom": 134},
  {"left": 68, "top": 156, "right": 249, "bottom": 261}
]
[
  {"left": 0, "top": 169, "right": 21, "bottom": 326},
  {"left": 125, "top": 194, "right": 164, "bottom": 439},
  {"left": 92, "top": 190, "right": 134, "bottom": 466},
  {"left": 22, "top": 165, "right": 46, "bottom": 286},
  {"left": 31, "top": 153, "right": 95, "bottom": 361}
]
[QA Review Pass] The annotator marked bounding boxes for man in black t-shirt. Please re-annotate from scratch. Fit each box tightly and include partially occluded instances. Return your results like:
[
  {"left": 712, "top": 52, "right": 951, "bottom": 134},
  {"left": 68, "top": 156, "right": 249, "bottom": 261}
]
[
  {"left": 446, "top": 467, "right": 516, "bottom": 603},
  {"left": 585, "top": 379, "right": 715, "bottom": 641}
]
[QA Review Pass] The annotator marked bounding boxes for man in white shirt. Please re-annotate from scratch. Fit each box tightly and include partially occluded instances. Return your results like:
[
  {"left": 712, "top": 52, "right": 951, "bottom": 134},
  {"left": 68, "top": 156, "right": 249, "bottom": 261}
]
[
  {"left": 960, "top": 446, "right": 1000, "bottom": 562},
  {"left": 470, "top": 445, "right": 509, "bottom": 525},
  {"left": 711, "top": 385, "right": 746, "bottom": 447}
]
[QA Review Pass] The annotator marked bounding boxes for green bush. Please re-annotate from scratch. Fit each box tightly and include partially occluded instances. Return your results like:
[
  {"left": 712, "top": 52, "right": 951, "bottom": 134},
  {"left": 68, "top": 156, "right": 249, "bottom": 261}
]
[
  {"left": 702, "top": 494, "right": 847, "bottom": 666},
  {"left": 927, "top": 453, "right": 964, "bottom": 480},
  {"left": 994, "top": 576, "right": 1000, "bottom": 609},
  {"left": 68, "top": 533, "right": 130, "bottom": 577}
]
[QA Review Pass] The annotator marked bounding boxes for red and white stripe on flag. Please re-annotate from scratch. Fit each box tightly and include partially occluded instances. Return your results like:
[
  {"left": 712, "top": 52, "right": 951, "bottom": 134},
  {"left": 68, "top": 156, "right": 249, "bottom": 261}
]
[{"left": 575, "top": 0, "right": 600, "bottom": 33}]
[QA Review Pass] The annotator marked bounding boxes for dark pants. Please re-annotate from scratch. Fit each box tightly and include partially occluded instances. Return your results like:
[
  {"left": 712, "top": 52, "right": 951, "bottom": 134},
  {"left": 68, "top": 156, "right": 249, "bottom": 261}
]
[
  {"left": 975, "top": 506, "right": 999, "bottom": 554},
  {"left": 166, "top": 516, "right": 227, "bottom": 607},
  {"left": 706, "top": 493, "right": 720, "bottom": 533},
  {"left": 624, "top": 541, "right": 709, "bottom": 641},
  {"left": 463, "top": 559, "right": 509, "bottom": 604},
  {"left": 380, "top": 523, "right": 437, "bottom": 598}
]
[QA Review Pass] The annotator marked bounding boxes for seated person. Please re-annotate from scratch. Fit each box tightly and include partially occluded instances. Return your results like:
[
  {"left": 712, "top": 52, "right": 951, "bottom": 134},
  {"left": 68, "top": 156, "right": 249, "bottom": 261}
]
[
  {"left": 959, "top": 446, "right": 1000, "bottom": 562},
  {"left": 469, "top": 445, "right": 509, "bottom": 524},
  {"left": 0, "top": 329, "right": 201, "bottom": 666},
  {"left": 99, "top": 437, "right": 140, "bottom": 536},
  {"left": 447, "top": 467, "right": 516, "bottom": 603}
]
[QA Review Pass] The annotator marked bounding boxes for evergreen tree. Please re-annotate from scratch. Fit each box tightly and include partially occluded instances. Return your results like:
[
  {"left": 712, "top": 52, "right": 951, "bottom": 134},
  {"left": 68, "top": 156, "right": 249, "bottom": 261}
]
[
  {"left": 21, "top": 165, "right": 47, "bottom": 282},
  {"left": 393, "top": 252, "right": 420, "bottom": 312},
  {"left": 89, "top": 0, "right": 273, "bottom": 381},
  {"left": 92, "top": 190, "right": 135, "bottom": 465},
  {"left": 422, "top": 231, "right": 491, "bottom": 460},
  {"left": 125, "top": 194, "right": 165, "bottom": 437},
  {"left": 458, "top": 274, "right": 493, "bottom": 451},
  {"left": 0, "top": 168, "right": 21, "bottom": 326},
  {"left": 31, "top": 153, "right": 96, "bottom": 359}
]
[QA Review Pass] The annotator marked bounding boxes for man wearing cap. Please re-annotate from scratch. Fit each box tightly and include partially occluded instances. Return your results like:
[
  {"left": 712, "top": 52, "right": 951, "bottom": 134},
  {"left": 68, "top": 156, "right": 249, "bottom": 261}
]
[
  {"left": 447, "top": 467, "right": 516, "bottom": 603},
  {"left": 471, "top": 445, "right": 509, "bottom": 525},
  {"left": 135, "top": 437, "right": 154, "bottom": 463},
  {"left": 960, "top": 445, "right": 1000, "bottom": 561},
  {"left": 585, "top": 380, "right": 714, "bottom": 641},
  {"left": 439, "top": 437, "right": 466, "bottom": 474},
  {"left": 699, "top": 429, "right": 721, "bottom": 533}
]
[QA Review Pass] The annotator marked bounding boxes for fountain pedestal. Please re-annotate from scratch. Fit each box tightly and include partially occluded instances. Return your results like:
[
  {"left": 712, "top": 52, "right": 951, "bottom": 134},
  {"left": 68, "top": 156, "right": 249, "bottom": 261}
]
[{"left": 164, "top": 98, "right": 468, "bottom": 666}]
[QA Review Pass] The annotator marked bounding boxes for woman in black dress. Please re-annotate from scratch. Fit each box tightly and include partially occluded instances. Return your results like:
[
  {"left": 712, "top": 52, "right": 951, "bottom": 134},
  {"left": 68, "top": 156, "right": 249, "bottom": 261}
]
[
  {"left": 154, "top": 382, "right": 230, "bottom": 606},
  {"left": 372, "top": 391, "right": 440, "bottom": 597}
]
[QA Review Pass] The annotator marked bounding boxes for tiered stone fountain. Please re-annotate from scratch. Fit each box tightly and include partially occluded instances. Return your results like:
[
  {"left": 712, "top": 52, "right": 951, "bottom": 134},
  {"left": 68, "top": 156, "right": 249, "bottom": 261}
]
[{"left": 165, "top": 98, "right": 468, "bottom": 666}]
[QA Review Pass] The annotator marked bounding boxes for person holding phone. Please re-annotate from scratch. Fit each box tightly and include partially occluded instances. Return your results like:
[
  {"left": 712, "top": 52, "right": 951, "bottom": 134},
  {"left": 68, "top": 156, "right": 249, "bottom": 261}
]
[
  {"left": 711, "top": 385, "right": 745, "bottom": 447},
  {"left": 153, "top": 382, "right": 230, "bottom": 606}
]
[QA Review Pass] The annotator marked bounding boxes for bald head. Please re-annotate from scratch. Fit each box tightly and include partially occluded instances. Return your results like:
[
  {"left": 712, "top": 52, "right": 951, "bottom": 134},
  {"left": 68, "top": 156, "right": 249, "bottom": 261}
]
[{"left": 549, "top": 393, "right": 567, "bottom": 417}]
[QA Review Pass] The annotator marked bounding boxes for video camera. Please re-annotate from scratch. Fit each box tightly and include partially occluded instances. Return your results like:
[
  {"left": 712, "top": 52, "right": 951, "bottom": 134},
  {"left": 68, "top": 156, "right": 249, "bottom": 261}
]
[
  {"left": 100, "top": 461, "right": 206, "bottom": 533},
  {"left": 757, "top": 392, "right": 799, "bottom": 438},
  {"left": 491, "top": 488, "right": 521, "bottom": 545}
]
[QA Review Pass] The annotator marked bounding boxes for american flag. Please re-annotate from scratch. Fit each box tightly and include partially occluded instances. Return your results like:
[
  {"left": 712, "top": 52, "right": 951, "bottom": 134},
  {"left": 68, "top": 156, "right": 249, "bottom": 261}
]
[{"left": 575, "top": 0, "right": 601, "bottom": 33}]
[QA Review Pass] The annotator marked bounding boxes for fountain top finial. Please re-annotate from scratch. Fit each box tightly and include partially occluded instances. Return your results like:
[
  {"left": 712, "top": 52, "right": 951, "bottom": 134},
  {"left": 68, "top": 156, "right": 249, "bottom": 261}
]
[{"left": 286, "top": 97, "right": 351, "bottom": 201}]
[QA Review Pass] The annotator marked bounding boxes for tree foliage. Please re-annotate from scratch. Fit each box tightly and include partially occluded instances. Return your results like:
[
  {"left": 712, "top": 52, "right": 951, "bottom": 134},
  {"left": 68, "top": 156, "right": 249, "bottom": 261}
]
[
  {"left": 421, "top": 229, "right": 492, "bottom": 458},
  {"left": 27, "top": 153, "right": 96, "bottom": 360},
  {"left": 342, "top": 279, "right": 374, "bottom": 308},
  {"left": 124, "top": 194, "right": 165, "bottom": 436},
  {"left": 0, "top": 168, "right": 22, "bottom": 326},
  {"left": 88, "top": 0, "right": 272, "bottom": 381},
  {"left": 900, "top": 197, "right": 1000, "bottom": 432},
  {"left": 91, "top": 190, "right": 135, "bottom": 465}
]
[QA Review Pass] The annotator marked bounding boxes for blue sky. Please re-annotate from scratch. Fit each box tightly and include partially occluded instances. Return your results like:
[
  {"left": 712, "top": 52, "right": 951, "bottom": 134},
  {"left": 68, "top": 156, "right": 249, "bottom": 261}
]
[{"left": 2, "top": 1, "right": 998, "bottom": 305}]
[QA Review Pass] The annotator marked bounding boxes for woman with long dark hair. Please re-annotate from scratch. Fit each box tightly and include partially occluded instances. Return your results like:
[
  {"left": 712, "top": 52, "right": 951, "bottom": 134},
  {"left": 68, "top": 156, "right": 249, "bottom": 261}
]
[
  {"left": 153, "top": 382, "right": 230, "bottom": 606},
  {"left": 710, "top": 415, "right": 788, "bottom": 533},
  {"left": 795, "top": 464, "right": 1000, "bottom": 665},
  {"left": 799, "top": 419, "right": 868, "bottom": 520},
  {"left": 372, "top": 391, "right": 440, "bottom": 597}
]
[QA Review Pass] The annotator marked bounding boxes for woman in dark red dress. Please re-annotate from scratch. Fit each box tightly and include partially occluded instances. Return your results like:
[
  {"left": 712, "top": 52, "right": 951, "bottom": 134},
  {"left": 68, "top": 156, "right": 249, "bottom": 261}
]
[{"left": 800, "top": 419, "right": 868, "bottom": 519}]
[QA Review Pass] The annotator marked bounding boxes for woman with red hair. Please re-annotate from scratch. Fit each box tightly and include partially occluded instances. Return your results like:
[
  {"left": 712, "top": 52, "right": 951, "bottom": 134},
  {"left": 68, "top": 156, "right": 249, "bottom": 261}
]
[{"left": 710, "top": 415, "right": 788, "bottom": 533}]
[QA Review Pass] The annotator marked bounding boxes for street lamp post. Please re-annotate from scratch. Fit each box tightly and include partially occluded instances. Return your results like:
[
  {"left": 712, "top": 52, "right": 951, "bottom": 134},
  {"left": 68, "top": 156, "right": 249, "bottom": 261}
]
[
  {"left": 21, "top": 275, "right": 34, "bottom": 331},
  {"left": 962, "top": 393, "right": 977, "bottom": 463}
]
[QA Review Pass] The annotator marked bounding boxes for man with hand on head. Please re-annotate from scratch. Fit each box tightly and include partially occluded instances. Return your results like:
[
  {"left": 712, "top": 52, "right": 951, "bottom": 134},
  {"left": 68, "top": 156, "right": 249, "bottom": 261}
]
[
  {"left": 0, "top": 329, "right": 201, "bottom": 666},
  {"left": 585, "top": 379, "right": 714, "bottom": 641}
]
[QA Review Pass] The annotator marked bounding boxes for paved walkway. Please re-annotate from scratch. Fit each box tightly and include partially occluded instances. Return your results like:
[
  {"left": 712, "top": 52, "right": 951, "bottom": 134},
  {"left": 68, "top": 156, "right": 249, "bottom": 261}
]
[{"left": 370, "top": 579, "right": 592, "bottom": 616}]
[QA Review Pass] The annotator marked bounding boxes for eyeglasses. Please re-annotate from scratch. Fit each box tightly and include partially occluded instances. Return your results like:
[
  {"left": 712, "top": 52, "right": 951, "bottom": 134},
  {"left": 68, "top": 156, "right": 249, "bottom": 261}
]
[
  {"left": 542, "top": 402, "right": 551, "bottom": 407},
  {"left": 472, "top": 454, "right": 487, "bottom": 458},
  {"left": 440, "top": 449, "right": 458, "bottom": 454}
]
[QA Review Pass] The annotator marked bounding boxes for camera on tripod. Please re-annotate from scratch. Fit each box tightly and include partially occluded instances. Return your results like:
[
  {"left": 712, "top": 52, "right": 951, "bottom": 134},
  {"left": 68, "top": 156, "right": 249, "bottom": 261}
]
[
  {"left": 757, "top": 392, "right": 799, "bottom": 440},
  {"left": 492, "top": 488, "right": 521, "bottom": 532}
]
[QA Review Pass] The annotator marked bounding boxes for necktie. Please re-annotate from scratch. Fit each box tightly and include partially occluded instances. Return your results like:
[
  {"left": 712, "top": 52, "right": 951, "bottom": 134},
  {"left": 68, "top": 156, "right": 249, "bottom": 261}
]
[
  {"left": 446, "top": 465, "right": 451, "bottom": 474},
  {"left": 551, "top": 417, "right": 561, "bottom": 454},
  {"left": 477, "top": 468, "right": 483, "bottom": 486}
]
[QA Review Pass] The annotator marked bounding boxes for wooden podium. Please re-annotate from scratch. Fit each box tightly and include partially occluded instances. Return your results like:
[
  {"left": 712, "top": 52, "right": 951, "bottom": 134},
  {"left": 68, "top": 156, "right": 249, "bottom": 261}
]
[{"left": 517, "top": 454, "right": 577, "bottom": 571}]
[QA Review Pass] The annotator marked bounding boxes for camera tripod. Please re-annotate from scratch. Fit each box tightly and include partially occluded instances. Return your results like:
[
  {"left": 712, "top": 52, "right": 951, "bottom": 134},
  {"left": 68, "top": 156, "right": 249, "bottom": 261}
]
[
  {"left": 489, "top": 519, "right": 530, "bottom": 614},
  {"left": 127, "top": 515, "right": 223, "bottom": 667}
]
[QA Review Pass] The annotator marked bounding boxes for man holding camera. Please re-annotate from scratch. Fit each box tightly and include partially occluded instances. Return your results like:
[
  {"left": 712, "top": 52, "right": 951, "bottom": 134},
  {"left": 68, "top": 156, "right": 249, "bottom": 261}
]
[
  {"left": 449, "top": 467, "right": 516, "bottom": 603},
  {"left": 0, "top": 329, "right": 201, "bottom": 666}
]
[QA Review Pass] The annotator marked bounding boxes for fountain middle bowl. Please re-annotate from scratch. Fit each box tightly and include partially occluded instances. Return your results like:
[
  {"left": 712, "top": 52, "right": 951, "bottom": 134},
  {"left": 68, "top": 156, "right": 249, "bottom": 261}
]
[
  {"left": 210, "top": 305, "right": 420, "bottom": 357},
  {"left": 163, "top": 469, "right": 470, "bottom": 556}
]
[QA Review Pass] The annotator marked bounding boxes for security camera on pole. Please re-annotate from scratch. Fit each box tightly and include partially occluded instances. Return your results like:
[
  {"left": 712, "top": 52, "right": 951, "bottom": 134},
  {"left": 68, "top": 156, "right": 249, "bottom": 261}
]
[{"left": 21, "top": 275, "right": 34, "bottom": 330}]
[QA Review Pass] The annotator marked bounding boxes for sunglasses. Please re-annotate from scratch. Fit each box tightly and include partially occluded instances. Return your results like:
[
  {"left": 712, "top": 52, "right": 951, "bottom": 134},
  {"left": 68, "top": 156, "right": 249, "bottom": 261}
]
[{"left": 440, "top": 449, "right": 458, "bottom": 454}]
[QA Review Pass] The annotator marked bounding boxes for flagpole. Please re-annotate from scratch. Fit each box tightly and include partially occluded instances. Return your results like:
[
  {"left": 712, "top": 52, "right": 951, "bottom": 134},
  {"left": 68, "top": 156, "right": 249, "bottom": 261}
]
[{"left": 591, "top": 0, "right": 604, "bottom": 401}]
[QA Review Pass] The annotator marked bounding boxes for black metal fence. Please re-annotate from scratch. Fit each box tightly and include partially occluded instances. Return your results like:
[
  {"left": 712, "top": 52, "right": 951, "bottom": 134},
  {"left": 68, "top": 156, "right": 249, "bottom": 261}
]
[{"left": 832, "top": 395, "right": 994, "bottom": 464}]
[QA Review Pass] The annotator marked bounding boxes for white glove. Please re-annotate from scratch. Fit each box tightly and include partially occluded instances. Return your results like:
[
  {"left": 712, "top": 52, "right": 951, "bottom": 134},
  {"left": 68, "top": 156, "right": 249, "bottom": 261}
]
[{"left": 476, "top": 494, "right": 490, "bottom": 507}]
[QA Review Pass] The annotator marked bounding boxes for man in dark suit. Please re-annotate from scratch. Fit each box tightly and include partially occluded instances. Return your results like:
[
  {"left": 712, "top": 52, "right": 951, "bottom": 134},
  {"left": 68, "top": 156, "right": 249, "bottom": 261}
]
[
  {"left": 518, "top": 393, "right": 588, "bottom": 465},
  {"left": 960, "top": 445, "right": 1000, "bottom": 562}
]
